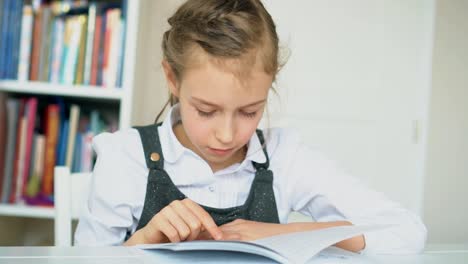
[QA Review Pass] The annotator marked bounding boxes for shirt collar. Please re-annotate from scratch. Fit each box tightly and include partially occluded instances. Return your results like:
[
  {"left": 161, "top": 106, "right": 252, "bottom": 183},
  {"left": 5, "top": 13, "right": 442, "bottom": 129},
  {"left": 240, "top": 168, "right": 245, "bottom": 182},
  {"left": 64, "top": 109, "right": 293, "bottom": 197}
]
[{"left": 158, "top": 104, "right": 268, "bottom": 169}]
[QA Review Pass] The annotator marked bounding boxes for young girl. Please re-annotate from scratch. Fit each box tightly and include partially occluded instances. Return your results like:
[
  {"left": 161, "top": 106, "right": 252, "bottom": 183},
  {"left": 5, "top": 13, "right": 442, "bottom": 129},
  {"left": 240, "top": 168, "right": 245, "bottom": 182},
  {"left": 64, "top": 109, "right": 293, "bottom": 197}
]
[{"left": 75, "top": 0, "right": 426, "bottom": 253}]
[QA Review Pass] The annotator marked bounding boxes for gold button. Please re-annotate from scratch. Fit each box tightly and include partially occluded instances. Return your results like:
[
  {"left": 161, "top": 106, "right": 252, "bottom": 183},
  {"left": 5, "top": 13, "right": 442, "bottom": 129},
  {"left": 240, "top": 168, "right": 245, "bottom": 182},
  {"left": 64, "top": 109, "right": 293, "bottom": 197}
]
[{"left": 150, "top": 152, "right": 160, "bottom": 162}]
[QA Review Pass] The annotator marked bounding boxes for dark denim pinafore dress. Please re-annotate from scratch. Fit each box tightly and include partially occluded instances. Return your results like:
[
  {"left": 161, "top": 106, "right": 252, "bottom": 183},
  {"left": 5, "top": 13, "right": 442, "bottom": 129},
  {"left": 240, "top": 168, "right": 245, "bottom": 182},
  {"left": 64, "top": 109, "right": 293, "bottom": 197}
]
[{"left": 132, "top": 124, "right": 280, "bottom": 234}]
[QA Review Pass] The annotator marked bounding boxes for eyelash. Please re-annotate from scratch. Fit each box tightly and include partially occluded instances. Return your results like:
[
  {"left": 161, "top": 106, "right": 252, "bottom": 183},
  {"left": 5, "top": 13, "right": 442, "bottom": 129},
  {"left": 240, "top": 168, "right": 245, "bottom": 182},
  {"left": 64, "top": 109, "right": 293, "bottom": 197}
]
[
  {"left": 197, "top": 110, "right": 215, "bottom": 118},
  {"left": 196, "top": 110, "right": 257, "bottom": 119}
]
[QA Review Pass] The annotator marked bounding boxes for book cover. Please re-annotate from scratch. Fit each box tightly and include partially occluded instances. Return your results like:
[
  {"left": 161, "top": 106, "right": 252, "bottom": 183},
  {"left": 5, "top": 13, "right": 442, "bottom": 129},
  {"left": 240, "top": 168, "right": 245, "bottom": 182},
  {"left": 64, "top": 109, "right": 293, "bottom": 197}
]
[
  {"left": 65, "top": 104, "right": 80, "bottom": 168},
  {"left": 1, "top": 98, "right": 19, "bottom": 203},
  {"left": 17, "top": 5, "right": 34, "bottom": 81},
  {"left": 41, "top": 104, "right": 59, "bottom": 196},
  {"left": 138, "top": 225, "right": 388, "bottom": 264}
]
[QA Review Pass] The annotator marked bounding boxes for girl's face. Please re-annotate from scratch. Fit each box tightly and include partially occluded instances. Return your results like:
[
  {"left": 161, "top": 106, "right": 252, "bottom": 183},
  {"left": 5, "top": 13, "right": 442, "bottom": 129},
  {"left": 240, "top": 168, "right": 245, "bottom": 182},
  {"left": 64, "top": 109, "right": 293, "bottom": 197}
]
[{"left": 164, "top": 57, "right": 273, "bottom": 171}]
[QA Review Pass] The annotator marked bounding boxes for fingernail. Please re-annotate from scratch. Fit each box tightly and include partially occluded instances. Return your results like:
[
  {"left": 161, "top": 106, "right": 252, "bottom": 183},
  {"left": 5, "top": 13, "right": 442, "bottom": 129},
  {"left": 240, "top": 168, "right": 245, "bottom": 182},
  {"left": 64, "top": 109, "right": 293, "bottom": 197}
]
[{"left": 215, "top": 232, "right": 222, "bottom": 240}]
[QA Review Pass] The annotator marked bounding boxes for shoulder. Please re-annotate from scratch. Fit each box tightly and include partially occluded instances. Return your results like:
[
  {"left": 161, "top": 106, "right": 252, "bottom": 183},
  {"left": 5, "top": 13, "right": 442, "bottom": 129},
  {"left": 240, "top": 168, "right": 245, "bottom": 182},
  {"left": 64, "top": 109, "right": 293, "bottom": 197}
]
[{"left": 92, "top": 127, "right": 146, "bottom": 168}]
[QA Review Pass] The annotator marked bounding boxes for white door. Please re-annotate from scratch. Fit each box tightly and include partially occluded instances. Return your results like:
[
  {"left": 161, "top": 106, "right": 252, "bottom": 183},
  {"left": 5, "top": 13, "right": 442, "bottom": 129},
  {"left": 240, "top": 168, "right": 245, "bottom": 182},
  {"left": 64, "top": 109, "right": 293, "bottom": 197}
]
[{"left": 261, "top": 0, "right": 435, "bottom": 214}]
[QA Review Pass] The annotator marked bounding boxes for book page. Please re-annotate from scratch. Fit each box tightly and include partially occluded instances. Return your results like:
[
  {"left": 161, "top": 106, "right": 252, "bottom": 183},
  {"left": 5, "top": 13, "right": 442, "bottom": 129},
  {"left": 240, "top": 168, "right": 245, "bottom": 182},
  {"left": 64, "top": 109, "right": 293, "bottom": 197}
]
[
  {"left": 253, "top": 224, "right": 390, "bottom": 263},
  {"left": 138, "top": 240, "right": 287, "bottom": 263}
]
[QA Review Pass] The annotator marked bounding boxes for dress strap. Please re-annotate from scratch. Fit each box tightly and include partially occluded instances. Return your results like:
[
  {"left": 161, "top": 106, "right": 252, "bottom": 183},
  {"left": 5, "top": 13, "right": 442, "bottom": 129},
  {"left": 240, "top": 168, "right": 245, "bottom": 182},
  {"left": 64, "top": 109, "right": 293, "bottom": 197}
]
[
  {"left": 252, "top": 129, "right": 270, "bottom": 171},
  {"left": 133, "top": 123, "right": 165, "bottom": 170}
]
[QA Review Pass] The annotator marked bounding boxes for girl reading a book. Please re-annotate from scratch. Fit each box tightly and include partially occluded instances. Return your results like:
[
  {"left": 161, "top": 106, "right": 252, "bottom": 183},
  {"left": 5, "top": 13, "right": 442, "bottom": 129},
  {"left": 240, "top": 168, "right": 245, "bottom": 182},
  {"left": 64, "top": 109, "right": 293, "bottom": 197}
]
[{"left": 75, "top": 0, "right": 427, "bottom": 253}]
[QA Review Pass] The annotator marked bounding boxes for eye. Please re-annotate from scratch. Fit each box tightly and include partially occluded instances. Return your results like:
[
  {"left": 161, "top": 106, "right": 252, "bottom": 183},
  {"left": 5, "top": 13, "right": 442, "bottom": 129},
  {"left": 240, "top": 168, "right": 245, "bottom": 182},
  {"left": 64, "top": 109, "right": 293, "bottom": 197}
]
[
  {"left": 197, "top": 109, "right": 215, "bottom": 118},
  {"left": 240, "top": 111, "right": 257, "bottom": 118}
]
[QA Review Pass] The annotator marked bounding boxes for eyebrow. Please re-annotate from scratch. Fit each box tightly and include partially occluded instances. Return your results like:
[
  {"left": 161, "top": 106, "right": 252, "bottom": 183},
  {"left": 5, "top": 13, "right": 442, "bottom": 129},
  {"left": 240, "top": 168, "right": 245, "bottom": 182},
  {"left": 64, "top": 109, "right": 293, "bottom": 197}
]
[{"left": 191, "top": 97, "right": 267, "bottom": 108}]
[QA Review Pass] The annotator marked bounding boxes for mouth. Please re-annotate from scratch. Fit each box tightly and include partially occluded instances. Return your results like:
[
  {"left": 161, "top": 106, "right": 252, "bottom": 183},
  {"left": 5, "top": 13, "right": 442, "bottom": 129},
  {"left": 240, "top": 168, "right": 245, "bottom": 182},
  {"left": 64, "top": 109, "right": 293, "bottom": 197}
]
[{"left": 208, "top": 147, "right": 234, "bottom": 156}]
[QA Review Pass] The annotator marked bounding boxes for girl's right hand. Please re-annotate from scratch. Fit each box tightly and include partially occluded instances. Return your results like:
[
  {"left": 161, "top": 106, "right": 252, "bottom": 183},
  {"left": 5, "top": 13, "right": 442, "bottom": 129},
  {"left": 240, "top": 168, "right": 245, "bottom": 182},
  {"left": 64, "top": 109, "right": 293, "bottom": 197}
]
[{"left": 126, "top": 198, "right": 223, "bottom": 245}]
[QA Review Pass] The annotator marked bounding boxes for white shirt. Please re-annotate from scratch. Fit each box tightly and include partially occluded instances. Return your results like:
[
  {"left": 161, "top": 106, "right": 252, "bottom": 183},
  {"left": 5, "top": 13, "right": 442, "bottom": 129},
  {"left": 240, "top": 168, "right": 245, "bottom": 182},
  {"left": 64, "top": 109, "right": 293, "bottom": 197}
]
[{"left": 75, "top": 104, "right": 427, "bottom": 254}]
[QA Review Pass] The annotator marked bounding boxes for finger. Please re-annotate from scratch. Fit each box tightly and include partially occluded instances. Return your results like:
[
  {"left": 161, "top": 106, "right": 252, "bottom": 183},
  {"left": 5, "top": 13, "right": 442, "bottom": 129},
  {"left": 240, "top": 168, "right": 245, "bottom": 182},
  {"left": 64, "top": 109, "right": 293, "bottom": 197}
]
[
  {"left": 157, "top": 217, "right": 181, "bottom": 243},
  {"left": 170, "top": 200, "right": 202, "bottom": 241},
  {"left": 195, "top": 230, "right": 213, "bottom": 241},
  {"left": 182, "top": 199, "right": 223, "bottom": 240},
  {"left": 161, "top": 206, "right": 191, "bottom": 241}
]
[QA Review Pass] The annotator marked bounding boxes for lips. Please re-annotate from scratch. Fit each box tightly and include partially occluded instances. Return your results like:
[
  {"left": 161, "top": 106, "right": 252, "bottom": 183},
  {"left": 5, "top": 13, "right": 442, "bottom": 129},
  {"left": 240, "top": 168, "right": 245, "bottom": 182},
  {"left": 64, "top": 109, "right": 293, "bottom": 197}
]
[{"left": 208, "top": 147, "right": 234, "bottom": 156}]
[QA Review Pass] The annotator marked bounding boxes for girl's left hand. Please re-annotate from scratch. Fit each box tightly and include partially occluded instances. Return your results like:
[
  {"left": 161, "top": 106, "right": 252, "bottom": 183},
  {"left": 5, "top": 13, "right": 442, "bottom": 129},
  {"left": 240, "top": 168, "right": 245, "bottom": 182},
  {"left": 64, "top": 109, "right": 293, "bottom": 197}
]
[{"left": 198, "top": 219, "right": 287, "bottom": 241}]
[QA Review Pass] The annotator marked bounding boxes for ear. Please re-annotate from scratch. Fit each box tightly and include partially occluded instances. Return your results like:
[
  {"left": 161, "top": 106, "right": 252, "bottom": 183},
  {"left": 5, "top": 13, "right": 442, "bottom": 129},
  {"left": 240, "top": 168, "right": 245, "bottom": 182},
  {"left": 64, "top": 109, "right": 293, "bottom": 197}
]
[{"left": 162, "top": 60, "right": 180, "bottom": 98}]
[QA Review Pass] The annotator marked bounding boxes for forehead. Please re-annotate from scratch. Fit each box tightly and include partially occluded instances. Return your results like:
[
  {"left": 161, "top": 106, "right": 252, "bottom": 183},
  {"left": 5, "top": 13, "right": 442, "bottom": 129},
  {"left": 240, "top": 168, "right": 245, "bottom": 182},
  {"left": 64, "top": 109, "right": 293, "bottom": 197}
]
[{"left": 180, "top": 51, "right": 273, "bottom": 105}]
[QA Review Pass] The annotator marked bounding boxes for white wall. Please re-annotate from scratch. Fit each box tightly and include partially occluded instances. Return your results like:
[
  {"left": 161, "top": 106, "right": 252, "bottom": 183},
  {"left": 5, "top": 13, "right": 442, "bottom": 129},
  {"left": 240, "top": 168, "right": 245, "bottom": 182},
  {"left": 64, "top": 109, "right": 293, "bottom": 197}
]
[
  {"left": 423, "top": 0, "right": 468, "bottom": 243},
  {"left": 260, "top": 0, "right": 435, "bottom": 215}
]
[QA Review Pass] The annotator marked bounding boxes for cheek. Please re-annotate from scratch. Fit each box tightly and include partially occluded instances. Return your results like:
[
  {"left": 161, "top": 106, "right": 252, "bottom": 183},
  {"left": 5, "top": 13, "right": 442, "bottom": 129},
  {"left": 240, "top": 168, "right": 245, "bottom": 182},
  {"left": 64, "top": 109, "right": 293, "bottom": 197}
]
[
  {"left": 235, "top": 118, "right": 261, "bottom": 144},
  {"left": 181, "top": 108, "right": 210, "bottom": 142}
]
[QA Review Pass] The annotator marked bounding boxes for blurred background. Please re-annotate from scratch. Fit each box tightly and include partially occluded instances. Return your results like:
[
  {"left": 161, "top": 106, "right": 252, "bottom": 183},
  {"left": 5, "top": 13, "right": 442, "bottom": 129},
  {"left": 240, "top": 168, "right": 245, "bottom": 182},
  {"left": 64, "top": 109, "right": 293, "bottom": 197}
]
[{"left": 0, "top": 0, "right": 466, "bottom": 246}]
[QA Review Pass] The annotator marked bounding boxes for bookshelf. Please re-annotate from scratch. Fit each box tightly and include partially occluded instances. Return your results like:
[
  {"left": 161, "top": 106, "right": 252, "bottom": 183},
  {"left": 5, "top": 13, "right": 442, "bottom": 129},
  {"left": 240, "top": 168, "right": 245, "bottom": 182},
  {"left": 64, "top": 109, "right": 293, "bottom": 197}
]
[{"left": 0, "top": 0, "right": 140, "bottom": 237}]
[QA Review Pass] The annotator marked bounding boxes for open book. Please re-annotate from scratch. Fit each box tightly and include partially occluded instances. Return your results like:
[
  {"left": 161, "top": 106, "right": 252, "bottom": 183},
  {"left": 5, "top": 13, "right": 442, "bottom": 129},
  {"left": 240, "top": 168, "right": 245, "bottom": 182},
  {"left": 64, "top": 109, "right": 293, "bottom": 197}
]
[{"left": 137, "top": 224, "right": 388, "bottom": 264}]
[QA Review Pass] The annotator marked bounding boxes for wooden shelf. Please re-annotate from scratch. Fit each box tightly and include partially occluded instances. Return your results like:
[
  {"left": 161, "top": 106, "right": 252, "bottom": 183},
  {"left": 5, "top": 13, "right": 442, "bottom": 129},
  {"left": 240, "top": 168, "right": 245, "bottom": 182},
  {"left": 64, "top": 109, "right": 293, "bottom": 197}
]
[
  {"left": 0, "top": 80, "right": 124, "bottom": 101},
  {"left": 0, "top": 204, "right": 55, "bottom": 219}
]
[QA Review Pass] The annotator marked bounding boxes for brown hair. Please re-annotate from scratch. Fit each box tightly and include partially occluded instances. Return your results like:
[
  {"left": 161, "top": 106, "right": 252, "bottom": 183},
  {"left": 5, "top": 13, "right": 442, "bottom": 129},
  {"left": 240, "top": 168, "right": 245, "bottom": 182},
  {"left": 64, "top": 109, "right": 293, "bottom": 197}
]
[{"left": 156, "top": 0, "right": 282, "bottom": 123}]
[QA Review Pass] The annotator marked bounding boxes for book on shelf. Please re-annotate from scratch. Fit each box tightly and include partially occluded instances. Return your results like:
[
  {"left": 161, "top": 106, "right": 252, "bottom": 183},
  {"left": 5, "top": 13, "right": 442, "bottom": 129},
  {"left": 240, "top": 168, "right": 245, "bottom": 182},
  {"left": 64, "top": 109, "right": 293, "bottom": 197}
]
[
  {"left": 1, "top": 98, "right": 19, "bottom": 203},
  {"left": 17, "top": 4, "right": 34, "bottom": 81},
  {"left": 0, "top": 0, "right": 126, "bottom": 87},
  {"left": 138, "top": 224, "right": 388, "bottom": 264},
  {"left": 0, "top": 95, "right": 118, "bottom": 206},
  {"left": 0, "top": 93, "right": 6, "bottom": 199}
]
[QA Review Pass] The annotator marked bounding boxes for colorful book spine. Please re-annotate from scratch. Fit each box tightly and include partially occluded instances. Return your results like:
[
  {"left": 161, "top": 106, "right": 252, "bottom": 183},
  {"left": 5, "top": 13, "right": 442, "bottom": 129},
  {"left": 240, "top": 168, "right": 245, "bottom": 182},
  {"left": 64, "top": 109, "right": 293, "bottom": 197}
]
[
  {"left": 83, "top": 3, "right": 96, "bottom": 85},
  {"left": 65, "top": 105, "right": 80, "bottom": 168},
  {"left": 17, "top": 5, "right": 34, "bottom": 81},
  {"left": 90, "top": 13, "right": 102, "bottom": 86},
  {"left": 74, "top": 15, "right": 88, "bottom": 85},
  {"left": 0, "top": 93, "right": 6, "bottom": 198},
  {"left": 49, "top": 18, "right": 65, "bottom": 83},
  {"left": 42, "top": 104, "right": 59, "bottom": 196},
  {"left": 29, "top": 7, "right": 43, "bottom": 81},
  {"left": 21, "top": 97, "right": 38, "bottom": 199},
  {"left": 9, "top": 0, "right": 25, "bottom": 80},
  {"left": 1, "top": 98, "right": 19, "bottom": 203}
]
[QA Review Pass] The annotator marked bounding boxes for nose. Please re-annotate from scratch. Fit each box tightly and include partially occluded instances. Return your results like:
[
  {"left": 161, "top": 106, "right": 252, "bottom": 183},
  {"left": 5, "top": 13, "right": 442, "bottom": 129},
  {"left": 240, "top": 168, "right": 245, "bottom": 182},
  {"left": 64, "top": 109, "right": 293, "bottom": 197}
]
[{"left": 215, "top": 117, "right": 234, "bottom": 145}]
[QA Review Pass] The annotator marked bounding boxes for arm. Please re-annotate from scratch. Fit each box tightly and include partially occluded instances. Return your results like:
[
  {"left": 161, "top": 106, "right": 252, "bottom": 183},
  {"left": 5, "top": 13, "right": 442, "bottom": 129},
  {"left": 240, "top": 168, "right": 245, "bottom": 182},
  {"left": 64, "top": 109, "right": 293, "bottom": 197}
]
[
  {"left": 215, "top": 219, "right": 365, "bottom": 252},
  {"left": 284, "top": 140, "right": 427, "bottom": 254}
]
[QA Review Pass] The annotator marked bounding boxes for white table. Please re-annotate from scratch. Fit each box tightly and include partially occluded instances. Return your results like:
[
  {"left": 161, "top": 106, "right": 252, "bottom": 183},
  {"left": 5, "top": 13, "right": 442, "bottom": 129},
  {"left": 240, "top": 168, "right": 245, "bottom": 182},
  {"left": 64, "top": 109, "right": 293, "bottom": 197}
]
[{"left": 0, "top": 244, "right": 466, "bottom": 264}]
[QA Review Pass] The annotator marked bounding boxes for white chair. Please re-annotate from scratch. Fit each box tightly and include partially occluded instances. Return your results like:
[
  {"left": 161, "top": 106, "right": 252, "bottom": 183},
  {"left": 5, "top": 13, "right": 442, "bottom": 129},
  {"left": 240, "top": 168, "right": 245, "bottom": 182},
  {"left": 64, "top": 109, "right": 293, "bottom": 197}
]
[{"left": 54, "top": 166, "right": 92, "bottom": 246}]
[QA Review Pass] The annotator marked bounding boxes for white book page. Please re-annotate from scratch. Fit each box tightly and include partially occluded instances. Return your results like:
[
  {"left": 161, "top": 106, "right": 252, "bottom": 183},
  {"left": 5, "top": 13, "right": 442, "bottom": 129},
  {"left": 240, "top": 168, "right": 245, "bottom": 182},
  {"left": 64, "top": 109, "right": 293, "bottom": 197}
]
[
  {"left": 138, "top": 240, "right": 287, "bottom": 263},
  {"left": 253, "top": 225, "right": 390, "bottom": 264},
  {"left": 138, "top": 224, "right": 389, "bottom": 264}
]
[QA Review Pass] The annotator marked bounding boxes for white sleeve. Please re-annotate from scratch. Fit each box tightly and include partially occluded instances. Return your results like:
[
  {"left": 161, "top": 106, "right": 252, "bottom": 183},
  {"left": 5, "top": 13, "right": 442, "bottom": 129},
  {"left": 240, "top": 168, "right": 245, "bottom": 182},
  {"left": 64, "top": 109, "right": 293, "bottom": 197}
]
[
  {"left": 74, "top": 129, "right": 147, "bottom": 246},
  {"left": 284, "top": 134, "right": 427, "bottom": 254}
]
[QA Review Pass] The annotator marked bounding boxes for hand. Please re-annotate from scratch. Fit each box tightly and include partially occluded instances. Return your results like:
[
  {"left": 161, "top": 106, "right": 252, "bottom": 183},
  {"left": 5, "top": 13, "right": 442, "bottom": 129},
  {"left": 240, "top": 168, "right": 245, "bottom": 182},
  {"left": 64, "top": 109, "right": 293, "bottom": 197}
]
[
  {"left": 127, "top": 198, "right": 223, "bottom": 245},
  {"left": 198, "top": 219, "right": 287, "bottom": 241}
]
